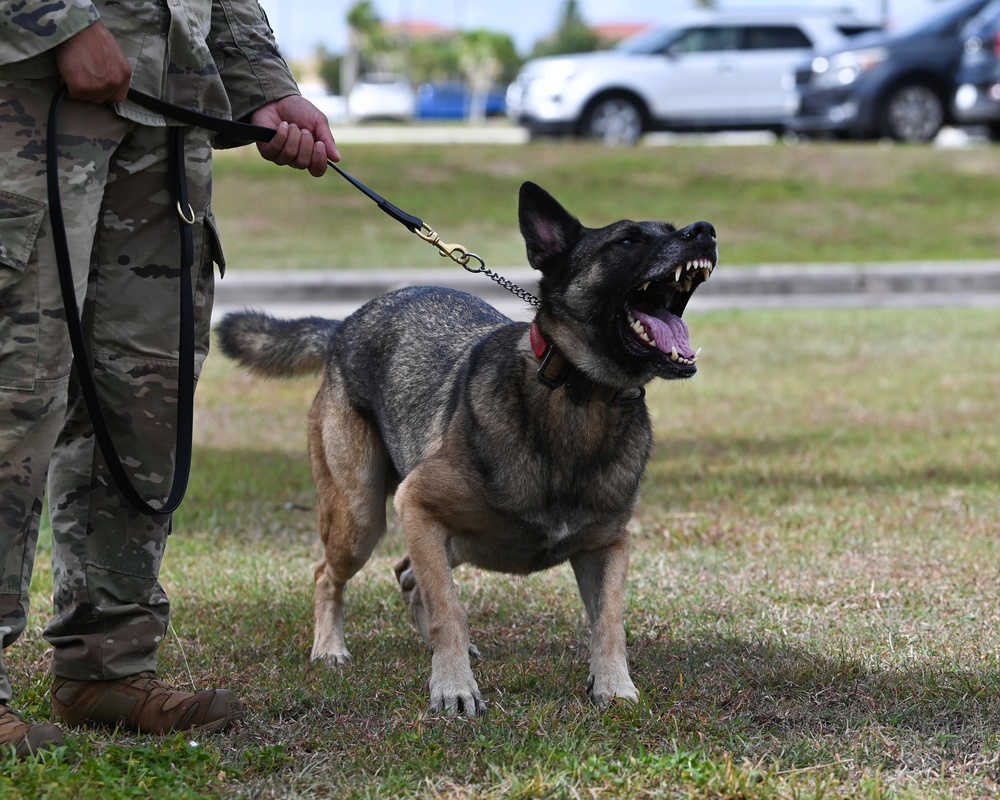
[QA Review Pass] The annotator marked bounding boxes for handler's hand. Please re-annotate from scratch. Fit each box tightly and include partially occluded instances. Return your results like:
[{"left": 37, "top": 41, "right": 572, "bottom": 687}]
[
  {"left": 251, "top": 95, "right": 341, "bottom": 177},
  {"left": 55, "top": 21, "right": 132, "bottom": 104}
]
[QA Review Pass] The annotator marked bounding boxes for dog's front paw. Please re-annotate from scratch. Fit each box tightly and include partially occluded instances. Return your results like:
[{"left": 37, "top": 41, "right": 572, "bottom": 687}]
[
  {"left": 429, "top": 682, "right": 487, "bottom": 717},
  {"left": 587, "top": 673, "right": 639, "bottom": 707},
  {"left": 429, "top": 664, "right": 487, "bottom": 717},
  {"left": 310, "top": 646, "right": 353, "bottom": 666}
]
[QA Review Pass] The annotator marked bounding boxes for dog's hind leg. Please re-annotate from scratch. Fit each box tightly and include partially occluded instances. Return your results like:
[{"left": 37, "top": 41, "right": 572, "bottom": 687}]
[
  {"left": 571, "top": 535, "right": 640, "bottom": 707},
  {"left": 393, "top": 556, "right": 481, "bottom": 660},
  {"left": 393, "top": 556, "right": 431, "bottom": 647},
  {"left": 309, "top": 388, "right": 390, "bottom": 666}
]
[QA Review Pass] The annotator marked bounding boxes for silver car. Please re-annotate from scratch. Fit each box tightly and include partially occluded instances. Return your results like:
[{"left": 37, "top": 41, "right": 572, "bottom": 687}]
[
  {"left": 506, "top": 11, "right": 881, "bottom": 145},
  {"left": 347, "top": 73, "right": 417, "bottom": 122}
]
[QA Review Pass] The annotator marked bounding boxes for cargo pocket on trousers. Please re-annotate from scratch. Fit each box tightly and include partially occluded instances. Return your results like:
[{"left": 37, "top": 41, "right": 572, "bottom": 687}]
[
  {"left": 0, "top": 190, "right": 43, "bottom": 278},
  {"left": 203, "top": 208, "right": 226, "bottom": 277},
  {"left": 0, "top": 191, "right": 46, "bottom": 391},
  {"left": 194, "top": 209, "right": 225, "bottom": 377}
]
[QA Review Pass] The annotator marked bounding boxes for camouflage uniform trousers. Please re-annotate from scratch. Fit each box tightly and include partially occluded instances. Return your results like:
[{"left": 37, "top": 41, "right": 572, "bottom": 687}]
[{"left": 0, "top": 75, "right": 219, "bottom": 701}]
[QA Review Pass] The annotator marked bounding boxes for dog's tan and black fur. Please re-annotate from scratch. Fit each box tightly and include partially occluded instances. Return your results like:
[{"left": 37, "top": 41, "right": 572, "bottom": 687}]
[{"left": 217, "top": 182, "right": 717, "bottom": 716}]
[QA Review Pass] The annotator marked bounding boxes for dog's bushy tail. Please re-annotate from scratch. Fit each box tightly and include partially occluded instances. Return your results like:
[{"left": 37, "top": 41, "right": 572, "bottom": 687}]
[{"left": 215, "top": 309, "right": 338, "bottom": 377}]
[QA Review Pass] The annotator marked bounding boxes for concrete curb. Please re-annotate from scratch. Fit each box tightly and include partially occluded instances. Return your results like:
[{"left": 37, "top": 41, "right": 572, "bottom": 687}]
[{"left": 213, "top": 261, "right": 1000, "bottom": 323}]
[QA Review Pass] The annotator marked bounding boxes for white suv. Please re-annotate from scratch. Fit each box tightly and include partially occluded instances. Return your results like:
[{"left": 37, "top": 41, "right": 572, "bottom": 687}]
[{"left": 506, "top": 11, "right": 881, "bottom": 145}]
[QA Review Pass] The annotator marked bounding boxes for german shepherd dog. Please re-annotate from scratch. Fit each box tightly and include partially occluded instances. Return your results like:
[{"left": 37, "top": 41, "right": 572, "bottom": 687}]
[{"left": 216, "top": 182, "right": 717, "bottom": 716}]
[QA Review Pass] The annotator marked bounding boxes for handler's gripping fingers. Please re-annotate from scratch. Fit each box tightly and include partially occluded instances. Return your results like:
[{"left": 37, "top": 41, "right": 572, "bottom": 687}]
[
  {"left": 292, "top": 128, "right": 314, "bottom": 169},
  {"left": 275, "top": 122, "right": 302, "bottom": 166},
  {"left": 264, "top": 123, "right": 329, "bottom": 175}
]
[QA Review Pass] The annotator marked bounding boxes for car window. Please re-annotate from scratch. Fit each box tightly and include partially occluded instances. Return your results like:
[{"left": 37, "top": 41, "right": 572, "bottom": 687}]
[
  {"left": 673, "top": 26, "right": 740, "bottom": 53},
  {"left": 741, "top": 25, "right": 812, "bottom": 50},
  {"left": 899, "top": 0, "right": 991, "bottom": 38},
  {"left": 616, "top": 26, "right": 681, "bottom": 54},
  {"left": 837, "top": 24, "right": 884, "bottom": 37}
]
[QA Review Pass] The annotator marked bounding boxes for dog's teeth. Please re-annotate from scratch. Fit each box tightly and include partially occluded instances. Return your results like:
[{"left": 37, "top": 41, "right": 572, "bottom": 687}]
[
  {"left": 630, "top": 318, "right": 656, "bottom": 347},
  {"left": 674, "top": 266, "right": 682, "bottom": 283},
  {"left": 670, "top": 346, "right": 679, "bottom": 362},
  {"left": 640, "top": 281, "right": 650, "bottom": 292},
  {"left": 702, "top": 267, "right": 711, "bottom": 281},
  {"left": 695, "top": 347, "right": 703, "bottom": 359}
]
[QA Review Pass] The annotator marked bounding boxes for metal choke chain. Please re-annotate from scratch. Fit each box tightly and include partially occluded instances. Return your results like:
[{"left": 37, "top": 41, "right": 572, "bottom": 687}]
[
  {"left": 415, "top": 224, "right": 541, "bottom": 309},
  {"left": 477, "top": 265, "right": 542, "bottom": 309}
]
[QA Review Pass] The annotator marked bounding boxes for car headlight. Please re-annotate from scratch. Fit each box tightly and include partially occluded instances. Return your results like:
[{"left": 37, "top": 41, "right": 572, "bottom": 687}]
[
  {"left": 809, "top": 46, "right": 888, "bottom": 89},
  {"left": 526, "top": 60, "right": 578, "bottom": 100},
  {"left": 955, "top": 83, "right": 978, "bottom": 110}
]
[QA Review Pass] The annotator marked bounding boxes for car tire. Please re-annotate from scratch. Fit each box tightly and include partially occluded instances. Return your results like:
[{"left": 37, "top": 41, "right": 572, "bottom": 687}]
[
  {"left": 580, "top": 96, "right": 644, "bottom": 146},
  {"left": 881, "top": 83, "right": 945, "bottom": 143}
]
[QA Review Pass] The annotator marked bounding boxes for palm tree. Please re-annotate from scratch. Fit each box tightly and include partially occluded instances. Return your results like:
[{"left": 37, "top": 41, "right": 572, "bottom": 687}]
[
  {"left": 343, "top": 1, "right": 384, "bottom": 95},
  {"left": 457, "top": 31, "right": 516, "bottom": 123}
]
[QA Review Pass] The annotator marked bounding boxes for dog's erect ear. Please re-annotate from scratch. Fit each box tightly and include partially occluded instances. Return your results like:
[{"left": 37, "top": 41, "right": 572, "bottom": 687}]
[{"left": 518, "top": 182, "right": 583, "bottom": 271}]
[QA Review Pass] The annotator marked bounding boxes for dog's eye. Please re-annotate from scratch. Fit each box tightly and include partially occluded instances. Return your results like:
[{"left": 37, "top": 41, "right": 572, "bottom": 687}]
[{"left": 619, "top": 238, "right": 635, "bottom": 247}]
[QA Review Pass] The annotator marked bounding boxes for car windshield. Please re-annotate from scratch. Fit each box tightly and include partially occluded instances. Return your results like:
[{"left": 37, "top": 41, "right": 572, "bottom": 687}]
[
  {"left": 959, "top": 0, "right": 1000, "bottom": 35},
  {"left": 895, "top": 0, "right": 990, "bottom": 37},
  {"left": 615, "top": 26, "right": 681, "bottom": 54}
]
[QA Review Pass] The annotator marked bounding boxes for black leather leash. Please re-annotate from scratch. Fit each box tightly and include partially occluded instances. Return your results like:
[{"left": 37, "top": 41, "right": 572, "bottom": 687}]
[
  {"left": 127, "top": 89, "right": 423, "bottom": 231},
  {"left": 47, "top": 86, "right": 211, "bottom": 515},
  {"left": 45, "top": 86, "right": 488, "bottom": 515},
  {"left": 46, "top": 87, "right": 311, "bottom": 515}
]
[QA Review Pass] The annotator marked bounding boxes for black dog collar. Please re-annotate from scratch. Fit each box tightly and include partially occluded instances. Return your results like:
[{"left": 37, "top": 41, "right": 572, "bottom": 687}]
[{"left": 529, "top": 319, "right": 644, "bottom": 406}]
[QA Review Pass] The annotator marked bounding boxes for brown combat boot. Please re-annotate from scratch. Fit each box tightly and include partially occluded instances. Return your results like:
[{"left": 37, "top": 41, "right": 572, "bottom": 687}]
[
  {"left": 51, "top": 672, "right": 243, "bottom": 734},
  {"left": 0, "top": 704, "right": 64, "bottom": 757}
]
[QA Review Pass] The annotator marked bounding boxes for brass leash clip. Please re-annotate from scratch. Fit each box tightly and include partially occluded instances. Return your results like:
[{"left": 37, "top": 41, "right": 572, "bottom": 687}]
[{"left": 415, "top": 224, "right": 481, "bottom": 269}]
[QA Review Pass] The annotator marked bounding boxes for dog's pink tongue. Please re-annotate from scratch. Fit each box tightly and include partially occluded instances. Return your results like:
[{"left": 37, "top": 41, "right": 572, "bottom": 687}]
[{"left": 633, "top": 310, "right": 694, "bottom": 358}]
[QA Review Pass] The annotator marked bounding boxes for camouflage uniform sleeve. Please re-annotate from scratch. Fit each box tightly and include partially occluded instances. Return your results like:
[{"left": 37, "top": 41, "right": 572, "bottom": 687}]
[
  {"left": 0, "top": 0, "right": 100, "bottom": 65},
  {"left": 210, "top": 0, "right": 300, "bottom": 125}
]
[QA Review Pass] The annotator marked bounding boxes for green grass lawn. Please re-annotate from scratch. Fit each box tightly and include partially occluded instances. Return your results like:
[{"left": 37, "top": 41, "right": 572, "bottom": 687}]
[
  {"left": 5, "top": 304, "right": 1000, "bottom": 799},
  {"left": 210, "top": 140, "right": 1000, "bottom": 270}
]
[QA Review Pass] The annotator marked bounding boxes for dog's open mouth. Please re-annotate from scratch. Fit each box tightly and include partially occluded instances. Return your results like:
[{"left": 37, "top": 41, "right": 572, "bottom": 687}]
[{"left": 624, "top": 258, "right": 714, "bottom": 369}]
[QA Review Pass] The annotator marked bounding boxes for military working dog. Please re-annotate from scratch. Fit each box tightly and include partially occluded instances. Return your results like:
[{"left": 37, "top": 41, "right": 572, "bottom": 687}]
[{"left": 216, "top": 182, "right": 717, "bottom": 716}]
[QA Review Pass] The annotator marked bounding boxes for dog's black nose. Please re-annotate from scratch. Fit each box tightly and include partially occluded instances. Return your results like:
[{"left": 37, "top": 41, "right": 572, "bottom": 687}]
[{"left": 682, "top": 221, "right": 716, "bottom": 242}]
